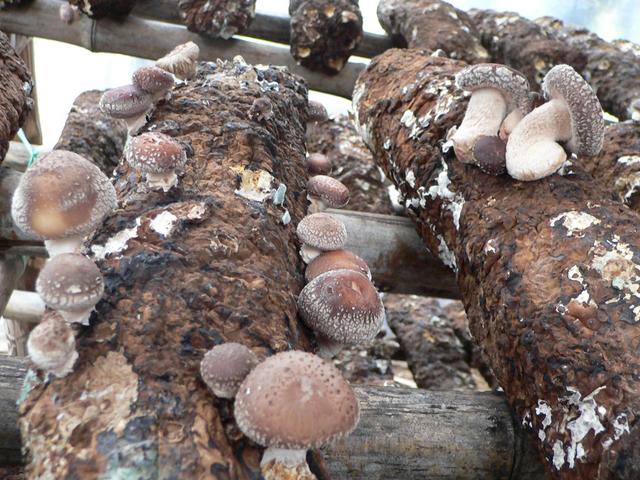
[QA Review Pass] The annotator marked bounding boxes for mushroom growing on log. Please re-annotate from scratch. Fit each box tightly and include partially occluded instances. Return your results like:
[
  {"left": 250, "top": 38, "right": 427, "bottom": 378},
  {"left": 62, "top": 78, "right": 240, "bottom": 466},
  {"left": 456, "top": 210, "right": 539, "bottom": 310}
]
[
  {"left": 0, "top": 30, "right": 31, "bottom": 163},
  {"left": 289, "top": 0, "right": 363, "bottom": 75},
  {"left": 177, "top": 0, "right": 256, "bottom": 39},
  {"left": 18, "top": 58, "right": 316, "bottom": 478},
  {"left": 67, "top": 0, "right": 136, "bottom": 18},
  {"left": 354, "top": 47, "right": 640, "bottom": 479}
]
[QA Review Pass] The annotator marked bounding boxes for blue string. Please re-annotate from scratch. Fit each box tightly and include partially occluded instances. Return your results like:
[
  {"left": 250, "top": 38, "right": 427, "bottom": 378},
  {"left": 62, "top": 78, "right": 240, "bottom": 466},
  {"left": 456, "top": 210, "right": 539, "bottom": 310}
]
[{"left": 16, "top": 128, "right": 38, "bottom": 167}]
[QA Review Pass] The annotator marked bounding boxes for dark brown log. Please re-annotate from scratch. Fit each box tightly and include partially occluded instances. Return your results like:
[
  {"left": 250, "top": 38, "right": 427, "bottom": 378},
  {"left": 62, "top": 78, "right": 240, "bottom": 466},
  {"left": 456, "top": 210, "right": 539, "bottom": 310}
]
[
  {"left": 12, "top": 35, "right": 41, "bottom": 145},
  {"left": 289, "top": 0, "right": 363, "bottom": 75},
  {"left": 0, "top": 30, "right": 31, "bottom": 163},
  {"left": 177, "top": 0, "right": 255, "bottom": 39},
  {"left": 534, "top": 17, "right": 640, "bottom": 121},
  {"left": 18, "top": 58, "right": 314, "bottom": 479},
  {"left": 1, "top": 356, "right": 548, "bottom": 478},
  {"left": 354, "top": 48, "right": 640, "bottom": 479},
  {"left": 68, "top": 0, "right": 135, "bottom": 18},
  {"left": 377, "top": 0, "right": 488, "bottom": 64}
]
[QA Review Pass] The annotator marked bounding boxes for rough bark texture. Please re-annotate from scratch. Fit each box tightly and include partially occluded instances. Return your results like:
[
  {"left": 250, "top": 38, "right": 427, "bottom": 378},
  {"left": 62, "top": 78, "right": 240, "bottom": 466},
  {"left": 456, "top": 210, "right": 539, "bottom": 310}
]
[
  {"left": 289, "top": 0, "right": 363, "bottom": 75},
  {"left": 54, "top": 90, "right": 127, "bottom": 174},
  {"left": 0, "top": 166, "right": 24, "bottom": 241},
  {"left": 0, "top": 30, "right": 31, "bottom": 163},
  {"left": 0, "top": 357, "right": 26, "bottom": 465},
  {"left": 468, "top": 9, "right": 586, "bottom": 91},
  {"left": 306, "top": 115, "right": 400, "bottom": 215},
  {"left": 19, "top": 58, "right": 314, "bottom": 479},
  {"left": 177, "top": 0, "right": 256, "bottom": 39},
  {"left": 377, "top": 0, "right": 488, "bottom": 64},
  {"left": 0, "top": 253, "right": 23, "bottom": 316},
  {"left": 534, "top": 17, "right": 640, "bottom": 121},
  {"left": 68, "top": 0, "right": 136, "bottom": 18},
  {"left": 354, "top": 48, "right": 640, "bottom": 479}
]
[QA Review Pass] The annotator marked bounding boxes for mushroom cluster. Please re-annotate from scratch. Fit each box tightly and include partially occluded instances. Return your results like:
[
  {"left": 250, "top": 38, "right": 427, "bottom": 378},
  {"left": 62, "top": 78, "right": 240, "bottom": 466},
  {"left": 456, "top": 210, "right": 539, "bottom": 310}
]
[{"left": 452, "top": 63, "right": 604, "bottom": 181}]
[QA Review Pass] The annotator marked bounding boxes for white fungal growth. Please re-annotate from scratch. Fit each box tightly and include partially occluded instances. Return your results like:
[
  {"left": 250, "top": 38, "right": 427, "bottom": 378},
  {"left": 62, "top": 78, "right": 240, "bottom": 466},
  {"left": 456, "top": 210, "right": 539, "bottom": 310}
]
[
  {"left": 405, "top": 170, "right": 416, "bottom": 188},
  {"left": 281, "top": 210, "right": 291, "bottom": 225},
  {"left": 603, "top": 413, "right": 630, "bottom": 448},
  {"left": 535, "top": 400, "right": 553, "bottom": 442},
  {"left": 484, "top": 239, "right": 498, "bottom": 255},
  {"left": 233, "top": 168, "right": 276, "bottom": 203},
  {"left": 150, "top": 211, "right": 178, "bottom": 237},
  {"left": 550, "top": 211, "right": 601, "bottom": 237},
  {"left": 564, "top": 386, "right": 606, "bottom": 469},
  {"left": 426, "top": 159, "right": 465, "bottom": 230},
  {"left": 437, "top": 235, "right": 458, "bottom": 272},
  {"left": 351, "top": 81, "right": 372, "bottom": 148},
  {"left": 568, "top": 265, "right": 584, "bottom": 285},
  {"left": 91, "top": 218, "right": 141, "bottom": 260},
  {"left": 553, "top": 440, "right": 566, "bottom": 470},
  {"left": 617, "top": 155, "right": 640, "bottom": 166}
]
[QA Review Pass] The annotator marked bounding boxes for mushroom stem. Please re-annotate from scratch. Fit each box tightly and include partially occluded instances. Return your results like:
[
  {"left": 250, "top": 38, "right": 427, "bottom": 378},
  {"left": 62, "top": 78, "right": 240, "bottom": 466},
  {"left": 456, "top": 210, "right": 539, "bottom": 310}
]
[
  {"left": 451, "top": 88, "right": 508, "bottom": 163},
  {"left": 44, "top": 236, "right": 84, "bottom": 257},
  {"left": 498, "top": 109, "right": 524, "bottom": 140},
  {"left": 124, "top": 111, "right": 151, "bottom": 136},
  {"left": 307, "top": 196, "right": 326, "bottom": 213},
  {"left": 261, "top": 448, "right": 315, "bottom": 480},
  {"left": 300, "top": 244, "right": 323, "bottom": 264},
  {"left": 58, "top": 307, "right": 94, "bottom": 326},
  {"left": 146, "top": 171, "right": 179, "bottom": 192},
  {"left": 316, "top": 336, "right": 344, "bottom": 359},
  {"left": 506, "top": 98, "right": 572, "bottom": 181}
]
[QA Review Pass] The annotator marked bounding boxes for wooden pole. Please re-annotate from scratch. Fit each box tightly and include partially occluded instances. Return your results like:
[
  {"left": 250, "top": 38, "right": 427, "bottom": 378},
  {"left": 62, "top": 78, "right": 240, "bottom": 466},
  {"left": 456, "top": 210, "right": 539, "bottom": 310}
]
[{"left": 3, "top": 289, "right": 44, "bottom": 324}]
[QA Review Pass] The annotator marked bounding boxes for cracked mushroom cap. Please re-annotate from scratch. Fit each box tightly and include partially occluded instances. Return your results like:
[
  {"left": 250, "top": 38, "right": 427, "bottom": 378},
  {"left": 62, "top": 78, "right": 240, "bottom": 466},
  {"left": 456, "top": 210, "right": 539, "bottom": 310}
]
[
  {"left": 132, "top": 66, "right": 174, "bottom": 94},
  {"left": 297, "top": 269, "right": 384, "bottom": 345},
  {"left": 27, "top": 311, "right": 78, "bottom": 378},
  {"left": 307, "top": 175, "right": 349, "bottom": 208},
  {"left": 200, "top": 343, "right": 259, "bottom": 399},
  {"left": 297, "top": 213, "right": 347, "bottom": 251},
  {"left": 542, "top": 64, "right": 604, "bottom": 156},
  {"left": 456, "top": 63, "right": 532, "bottom": 115},
  {"left": 235, "top": 350, "right": 360, "bottom": 449},
  {"left": 11, "top": 150, "right": 117, "bottom": 240},
  {"left": 156, "top": 41, "right": 200, "bottom": 80},
  {"left": 124, "top": 132, "right": 187, "bottom": 174},
  {"left": 99, "top": 84, "right": 152, "bottom": 119},
  {"left": 305, "top": 250, "right": 370, "bottom": 283},
  {"left": 36, "top": 253, "right": 104, "bottom": 313}
]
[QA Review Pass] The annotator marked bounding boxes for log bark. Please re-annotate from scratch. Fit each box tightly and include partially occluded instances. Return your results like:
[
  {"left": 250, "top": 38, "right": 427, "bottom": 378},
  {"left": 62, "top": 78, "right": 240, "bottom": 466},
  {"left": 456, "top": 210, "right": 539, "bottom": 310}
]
[
  {"left": 377, "top": 0, "right": 488, "bottom": 64},
  {"left": 0, "top": 29, "right": 31, "bottom": 163},
  {"left": 1, "top": 357, "right": 548, "bottom": 479},
  {"left": 18, "top": 58, "right": 314, "bottom": 479},
  {"left": 354, "top": 48, "right": 640, "bottom": 479},
  {"left": 289, "top": 0, "right": 363, "bottom": 75},
  {"left": 177, "top": 0, "right": 255, "bottom": 39}
]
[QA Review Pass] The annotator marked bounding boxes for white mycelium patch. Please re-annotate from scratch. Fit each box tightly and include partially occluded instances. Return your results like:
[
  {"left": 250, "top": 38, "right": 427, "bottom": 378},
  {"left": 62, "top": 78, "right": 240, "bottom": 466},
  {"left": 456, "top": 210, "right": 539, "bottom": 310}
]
[
  {"left": 550, "top": 211, "right": 601, "bottom": 237},
  {"left": 150, "top": 211, "right": 178, "bottom": 237},
  {"left": 405, "top": 170, "right": 416, "bottom": 188},
  {"left": 602, "top": 413, "right": 630, "bottom": 449},
  {"left": 351, "top": 81, "right": 371, "bottom": 148},
  {"left": 536, "top": 400, "right": 553, "bottom": 441},
  {"left": 437, "top": 235, "right": 458, "bottom": 272},
  {"left": 552, "top": 440, "right": 565, "bottom": 470},
  {"left": 617, "top": 155, "right": 640, "bottom": 166},
  {"left": 483, "top": 239, "right": 498, "bottom": 255},
  {"left": 568, "top": 265, "right": 584, "bottom": 285},
  {"left": 614, "top": 157, "right": 640, "bottom": 201},
  {"left": 91, "top": 218, "right": 141, "bottom": 260},
  {"left": 426, "top": 159, "right": 465, "bottom": 231}
]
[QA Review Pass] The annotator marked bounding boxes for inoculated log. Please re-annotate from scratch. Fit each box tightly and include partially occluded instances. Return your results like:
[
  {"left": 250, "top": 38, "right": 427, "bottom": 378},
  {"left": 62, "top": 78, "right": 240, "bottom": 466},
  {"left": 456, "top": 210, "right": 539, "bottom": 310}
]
[
  {"left": 354, "top": 48, "right": 640, "bottom": 479},
  {"left": 0, "top": 30, "right": 31, "bottom": 163},
  {"left": 289, "top": 0, "right": 362, "bottom": 75},
  {"left": 68, "top": 0, "right": 136, "bottom": 18},
  {"left": 377, "top": 0, "right": 488, "bottom": 64},
  {"left": 18, "top": 58, "right": 314, "bottom": 478},
  {"left": 534, "top": 17, "right": 640, "bottom": 121},
  {"left": 177, "top": 0, "right": 255, "bottom": 39}
]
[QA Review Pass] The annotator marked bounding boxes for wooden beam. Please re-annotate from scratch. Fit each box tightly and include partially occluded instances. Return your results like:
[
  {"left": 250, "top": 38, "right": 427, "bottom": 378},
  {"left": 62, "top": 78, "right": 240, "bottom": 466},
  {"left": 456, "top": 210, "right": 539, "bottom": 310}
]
[
  {"left": 0, "top": 357, "right": 547, "bottom": 479},
  {"left": 0, "top": 0, "right": 365, "bottom": 98}
]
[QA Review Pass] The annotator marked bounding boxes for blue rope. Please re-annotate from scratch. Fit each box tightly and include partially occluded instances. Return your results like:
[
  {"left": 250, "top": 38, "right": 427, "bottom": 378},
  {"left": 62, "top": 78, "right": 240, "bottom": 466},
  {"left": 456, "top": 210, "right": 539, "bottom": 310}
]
[{"left": 16, "top": 128, "right": 38, "bottom": 167}]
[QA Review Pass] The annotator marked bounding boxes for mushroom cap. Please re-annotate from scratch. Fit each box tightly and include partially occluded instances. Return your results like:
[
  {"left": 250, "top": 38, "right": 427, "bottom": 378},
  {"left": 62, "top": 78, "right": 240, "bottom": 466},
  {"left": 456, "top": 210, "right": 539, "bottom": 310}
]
[
  {"left": 308, "top": 100, "right": 328, "bottom": 122},
  {"left": 297, "top": 269, "right": 384, "bottom": 344},
  {"left": 156, "top": 41, "right": 200, "bottom": 80},
  {"left": 542, "top": 64, "right": 604, "bottom": 156},
  {"left": 36, "top": 253, "right": 104, "bottom": 312},
  {"left": 473, "top": 135, "right": 506, "bottom": 176},
  {"left": 235, "top": 350, "right": 360, "bottom": 449},
  {"left": 306, "top": 153, "right": 332, "bottom": 175},
  {"left": 99, "top": 85, "right": 152, "bottom": 119},
  {"left": 296, "top": 213, "right": 347, "bottom": 251},
  {"left": 11, "top": 150, "right": 117, "bottom": 240},
  {"left": 124, "top": 132, "right": 188, "bottom": 174},
  {"left": 200, "top": 343, "right": 259, "bottom": 398},
  {"left": 305, "top": 250, "right": 370, "bottom": 283},
  {"left": 456, "top": 63, "right": 532, "bottom": 115},
  {"left": 27, "top": 311, "right": 77, "bottom": 376},
  {"left": 307, "top": 176, "right": 349, "bottom": 208},
  {"left": 132, "top": 66, "right": 174, "bottom": 94}
]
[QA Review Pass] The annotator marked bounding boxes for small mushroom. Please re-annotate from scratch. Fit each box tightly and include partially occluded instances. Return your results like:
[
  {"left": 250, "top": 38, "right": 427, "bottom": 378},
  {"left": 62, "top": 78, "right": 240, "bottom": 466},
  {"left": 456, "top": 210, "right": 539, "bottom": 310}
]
[
  {"left": 298, "top": 269, "right": 384, "bottom": 358},
  {"left": 305, "top": 249, "right": 370, "bottom": 283},
  {"left": 124, "top": 132, "right": 188, "bottom": 192},
  {"left": 11, "top": 150, "right": 117, "bottom": 257},
  {"left": 235, "top": 351, "right": 359, "bottom": 479},
  {"left": 156, "top": 42, "right": 200, "bottom": 81},
  {"left": 506, "top": 64, "right": 605, "bottom": 181},
  {"left": 307, "top": 100, "right": 328, "bottom": 122},
  {"left": 200, "top": 342, "right": 258, "bottom": 399},
  {"left": 248, "top": 97, "right": 274, "bottom": 122},
  {"left": 27, "top": 311, "right": 78, "bottom": 378},
  {"left": 306, "top": 152, "right": 332, "bottom": 175},
  {"left": 36, "top": 253, "right": 104, "bottom": 325},
  {"left": 451, "top": 63, "right": 531, "bottom": 163},
  {"left": 99, "top": 84, "right": 153, "bottom": 135},
  {"left": 473, "top": 135, "right": 506, "bottom": 176},
  {"left": 132, "top": 66, "right": 174, "bottom": 102},
  {"left": 177, "top": 0, "right": 256, "bottom": 39},
  {"left": 296, "top": 212, "right": 347, "bottom": 263},
  {"left": 306, "top": 175, "right": 349, "bottom": 213}
]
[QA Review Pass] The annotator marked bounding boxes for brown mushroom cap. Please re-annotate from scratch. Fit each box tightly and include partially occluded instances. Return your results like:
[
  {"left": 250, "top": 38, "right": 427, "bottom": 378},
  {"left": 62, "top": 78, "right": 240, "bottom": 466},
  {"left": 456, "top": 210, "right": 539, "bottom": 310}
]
[
  {"left": 27, "top": 311, "right": 78, "bottom": 378},
  {"left": 99, "top": 85, "right": 152, "bottom": 119},
  {"left": 307, "top": 175, "right": 349, "bottom": 208},
  {"left": 132, "top": 66, "right": 174, "bottom": 94},
  {"left": 306, "top": 153, "right": 332, "bottom": 175},
  {"left": 125, "top": 132, "right": 187, "bottom": 174},
  {"left": 156, "top": 42, "right": 200, "bottom": 80},
  {"left": 11, "top": 150, "right": 117, "bottom": 240},
  {"left": 36, "top": 253, "right": 104, "bottom": 312},
  {"left": 542, "top": 64, "right": 604, "bottom": 156},
  {"left": 473, "top": 135, "right": 506, "bottom": 176},
  {"left": 200, "top": 343, "right": 259, "bottom": 398},
  {"left": 296, "top": 213, "right": 347, "bottom": 251},
  {"left": 235, "top": 350, "right": 360, "bottom": 449},
  {"left": 305, "top": 250, "right": 370, "bottom": 283},
  {"left": 298, "top": 269, "right": 384, "bottom": 345},
  {"left": 308, "top": 100, "right": 328, "bottom": 122}
]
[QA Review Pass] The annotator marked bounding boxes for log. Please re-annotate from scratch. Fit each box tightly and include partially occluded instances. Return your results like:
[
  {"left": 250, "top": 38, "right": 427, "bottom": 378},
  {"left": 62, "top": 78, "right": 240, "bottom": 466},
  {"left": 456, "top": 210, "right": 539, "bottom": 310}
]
[
  {"left": 0, "top": 254, "right": 24, "bottom": 316},
  {"left": 176, "top": 0, "right": 256, "bottom": 39},
  {"left": 0, "top": 357, "right": 548, "bottom": 479},
  {"left": 354, "top": 48, "right": 640, "bottom": 479},
  {"left": 0, "top": 29, "right": 31, "bottom": 163},
  {"left": 0, "top": 166, "right": 27, "bottom": 240},
  {"left": 18, "top": 57, "right": 315, "bottom": 478},
  {"left": 11, "top": 35, "right": 42, "bottom": 145},
  {"left": 0, "top": 0, "right": 364, "bottom": 98}
]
